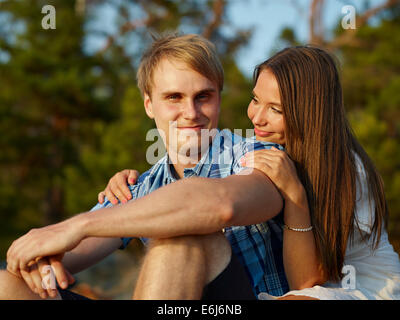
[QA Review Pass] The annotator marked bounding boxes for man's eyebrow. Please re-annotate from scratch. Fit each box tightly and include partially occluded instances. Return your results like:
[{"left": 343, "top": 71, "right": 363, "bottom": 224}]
[
  {"left": 196, "top": 88, "right": 217, "bottom": 95},
  {"left": 251, "top": 90, "right": 281, "bottom": 106},
  {"left": 161, "top": 90, "right": 182, "bottom": 97},
  {"left": 161, "top": 88, "right": 217, "bottom": 97}
]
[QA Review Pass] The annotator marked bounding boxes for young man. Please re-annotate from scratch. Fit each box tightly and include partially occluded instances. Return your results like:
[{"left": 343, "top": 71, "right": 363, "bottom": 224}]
[{"left": 2, "top": 33, "right": 288, "bottom": 300}]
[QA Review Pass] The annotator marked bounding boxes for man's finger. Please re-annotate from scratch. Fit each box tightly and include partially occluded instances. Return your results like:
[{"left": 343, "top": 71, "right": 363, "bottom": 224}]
[
  {"left": 20, "top": 268, "right": 38, "bottom": 295},
  {"left": 29, "top": 263, "right": 48, "bottom": 299},
  {"left": 65, "top": 269, "right": 76, "bottom": 286},
  {"left": 49, "top": 256, "right": 69, "bottom": 290},
  {"left": 38, "top": 259, "right": 58, "bottom": 298}
]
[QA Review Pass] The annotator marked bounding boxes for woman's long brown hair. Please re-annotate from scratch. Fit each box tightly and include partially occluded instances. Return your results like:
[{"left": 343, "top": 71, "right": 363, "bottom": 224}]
[{"left": 254, "top": 46, "right": 389, "bottom": 281}]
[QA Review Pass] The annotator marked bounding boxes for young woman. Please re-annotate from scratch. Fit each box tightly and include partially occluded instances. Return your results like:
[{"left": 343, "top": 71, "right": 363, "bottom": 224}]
[
  {"left": 101, "top": 46, "right": 400, "bottom": 299},
  {"left": 243, "top": 46, "right": 400, "bottom": 299}
]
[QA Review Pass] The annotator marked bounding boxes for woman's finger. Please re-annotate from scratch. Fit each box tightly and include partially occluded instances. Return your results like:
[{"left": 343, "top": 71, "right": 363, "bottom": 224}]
[
  {"left": 98, "top": 191, "right": 105, "bottom": 204},
  {"left": 128, "top": 170, "right": 140, "bottom": 185},
  {"left": 246, "top": 151, "right": 289, "bottom": 170},
  {"left": 104, "top": 184, "right": 120, "bottom": 205},
  {"left": 243, "top": 154, "right": 273, "bottom": 176},
  {"left": 115, "top": 172, "right": 132, "bottom": 201},
  {"left": 107, "top": 180, "right": 127, "bottom": 204}
]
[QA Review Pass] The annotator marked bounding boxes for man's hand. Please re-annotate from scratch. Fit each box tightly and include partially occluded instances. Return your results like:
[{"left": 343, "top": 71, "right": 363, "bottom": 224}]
[
  {"left": 19, "top": 254, "right": 75, "bottom": 299},
  {"left": 7, "top": 218, "right": 85, "bottom": 276}
]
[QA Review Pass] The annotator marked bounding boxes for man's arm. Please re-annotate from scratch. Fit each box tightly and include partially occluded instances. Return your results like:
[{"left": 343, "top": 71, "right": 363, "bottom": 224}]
[
  {"left": 78, "top": 168, "right": 283, "bottom": 239},
  {"left": 62, "top": 237, "right": 123, "bottom": 275},
  {"left": 7, "top": 169, "right": 282, "bottom": 273}
]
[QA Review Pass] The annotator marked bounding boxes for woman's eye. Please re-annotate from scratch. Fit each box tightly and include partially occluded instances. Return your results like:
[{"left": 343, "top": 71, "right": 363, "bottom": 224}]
[
  {"left": 251, "top": 96, "right": 258, "bottom": 104},
  {"left": 271, "top": 107, "right": 282, "bottom": 114}
]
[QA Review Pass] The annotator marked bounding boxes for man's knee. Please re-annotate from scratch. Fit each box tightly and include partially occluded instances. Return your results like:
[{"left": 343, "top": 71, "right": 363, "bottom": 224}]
[
  {"left": 0, "top": 270, "right": 24, "bottom": 299},
  {"left": 147, "top": 233, "right": 230, "bottom": 259},
  {"left": 0, "top": 269, "right": 62, "bottom": 300},
  {"left": 146, "top": 234, "right": 209, "bottom": 266},
  {"left": 0, "top": 269, "right": 20, "bottom": 288},
  {"left": 146, "top": 232, "right": 232, "bottom": 284}
]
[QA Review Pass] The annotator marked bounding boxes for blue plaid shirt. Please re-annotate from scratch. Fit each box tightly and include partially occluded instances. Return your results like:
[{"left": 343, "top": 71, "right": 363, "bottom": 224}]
[{"left": 91, "top": 129, "right": 289, "bottom": 297}]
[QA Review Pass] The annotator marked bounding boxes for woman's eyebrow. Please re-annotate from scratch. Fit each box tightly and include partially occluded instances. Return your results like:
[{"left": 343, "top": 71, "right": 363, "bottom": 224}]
[{"left": 252, "top": 90, "right": 281, "bottom": 106}]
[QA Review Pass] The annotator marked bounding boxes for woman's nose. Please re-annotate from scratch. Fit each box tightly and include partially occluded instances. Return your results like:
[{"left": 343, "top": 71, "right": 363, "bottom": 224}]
[{"left": 252, "top": 108, "right": 268, "bottom": 126}]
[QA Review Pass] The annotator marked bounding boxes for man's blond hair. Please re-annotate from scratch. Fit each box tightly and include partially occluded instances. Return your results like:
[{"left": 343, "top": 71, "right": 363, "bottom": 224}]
[{"left": 137, "top": 32, "right": 224, "bottom": 97}]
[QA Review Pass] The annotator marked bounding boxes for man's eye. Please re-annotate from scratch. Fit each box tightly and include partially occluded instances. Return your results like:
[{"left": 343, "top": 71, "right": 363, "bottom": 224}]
[
  {"left": 168, "top": 94, "right": 180, "bottom": 100},
  {"left": 196, "top": 94, "right": 209, "bottom": 101}
]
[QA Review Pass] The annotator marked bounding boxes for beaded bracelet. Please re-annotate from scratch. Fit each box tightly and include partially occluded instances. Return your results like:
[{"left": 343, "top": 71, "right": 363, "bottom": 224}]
[{"left": 283, "top": 224, "right": 313, "bottom": 232}]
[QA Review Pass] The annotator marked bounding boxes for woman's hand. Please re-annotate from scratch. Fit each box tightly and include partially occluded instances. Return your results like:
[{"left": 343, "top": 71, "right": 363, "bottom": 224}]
[
  {"left": 98, "top": 169, "right": 140, "bottom": 205},
  {"left": 241, "top": 147, "right": 305, "bottom": 205}
]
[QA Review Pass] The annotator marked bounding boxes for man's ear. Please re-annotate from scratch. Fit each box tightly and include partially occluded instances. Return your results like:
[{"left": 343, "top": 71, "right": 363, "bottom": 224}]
[{"left": 144, "top": 93, "right": 154, "bottom": 119}]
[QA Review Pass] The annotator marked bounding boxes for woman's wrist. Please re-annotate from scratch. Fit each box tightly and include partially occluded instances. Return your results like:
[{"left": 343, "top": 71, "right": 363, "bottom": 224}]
[
  {"left": 283, "top": 182, "right": 308, "bottom": 208},
  {"left": 282, "top": 184, "right": 311, "bottom": 229}
]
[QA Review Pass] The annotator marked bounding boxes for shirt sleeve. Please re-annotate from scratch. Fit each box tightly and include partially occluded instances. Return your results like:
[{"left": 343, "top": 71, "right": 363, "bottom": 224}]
[
  {"left": 89, "top": 170, "right": 151, "bottom": 250},
  {"left": 232, "top": 140, "right": 285, "bottom": 174}
]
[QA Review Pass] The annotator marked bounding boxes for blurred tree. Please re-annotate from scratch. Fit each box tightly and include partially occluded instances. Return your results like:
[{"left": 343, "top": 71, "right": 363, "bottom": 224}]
[
  {"left": 0, "top": 0, "right": 253, "bottom": 258},
  {"left": 0, "top": 0, "right": 127, "bottom": 256}
]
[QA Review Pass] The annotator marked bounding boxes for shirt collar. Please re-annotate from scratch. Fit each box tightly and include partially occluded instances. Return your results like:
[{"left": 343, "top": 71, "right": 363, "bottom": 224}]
[{"left": 147, "top": 129, "right": 223, "bottom": 184}]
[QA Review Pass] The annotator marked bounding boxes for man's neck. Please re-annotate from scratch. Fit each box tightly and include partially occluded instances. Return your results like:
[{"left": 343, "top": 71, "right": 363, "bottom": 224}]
[
  {"left": 169, "top": 153, "right": 199, "bottom": 179},
  {"left": 170, "top": 162, "right": 194, "bottom": 179}
]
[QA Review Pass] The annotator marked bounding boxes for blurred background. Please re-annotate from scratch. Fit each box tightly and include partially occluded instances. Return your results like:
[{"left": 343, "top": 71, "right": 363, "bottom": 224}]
[{"left": 0, "top": 0, "right": 399, "bottom": 299}]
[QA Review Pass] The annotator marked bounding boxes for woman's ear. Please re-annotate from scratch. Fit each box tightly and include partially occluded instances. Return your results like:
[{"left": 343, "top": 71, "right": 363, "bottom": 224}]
[{"left": 144, "top": 93, "right": 154, "bottom": 119}]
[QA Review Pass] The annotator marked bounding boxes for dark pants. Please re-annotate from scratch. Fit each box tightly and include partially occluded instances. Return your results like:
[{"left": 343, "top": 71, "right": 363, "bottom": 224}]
[{"left": 59, "top": 252, "right": 255, "bottom": 300}]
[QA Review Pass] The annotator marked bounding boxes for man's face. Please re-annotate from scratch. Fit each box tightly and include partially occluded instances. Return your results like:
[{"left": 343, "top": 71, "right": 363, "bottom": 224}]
[{"left": 144, "top": 58, "right": 221, "bottom": 160}]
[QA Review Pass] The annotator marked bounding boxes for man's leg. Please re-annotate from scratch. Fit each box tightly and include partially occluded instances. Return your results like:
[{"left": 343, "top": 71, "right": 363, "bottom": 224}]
[
  {"left": 133, "top": 232, "right": 232, "bottom": 300},
  {"left": 0, "top": 270, "right": 61, "bottom": 300}
]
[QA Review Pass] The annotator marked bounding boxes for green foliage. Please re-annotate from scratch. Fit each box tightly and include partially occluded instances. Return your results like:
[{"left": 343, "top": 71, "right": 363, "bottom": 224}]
[
  {"left": 0, "top": 0, "right": 253, "bottom": 258},
  {"left": 1, "top": 0, "right": 398, "bottom": 260},
  {"left": 340, "top": 11, "right": 400, "bottom": 236}
]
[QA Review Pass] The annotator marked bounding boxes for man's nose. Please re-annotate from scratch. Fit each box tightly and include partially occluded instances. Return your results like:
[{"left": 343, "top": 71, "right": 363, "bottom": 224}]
[{"left": 181, "top": 99, "right": 199, "bottom": 120}]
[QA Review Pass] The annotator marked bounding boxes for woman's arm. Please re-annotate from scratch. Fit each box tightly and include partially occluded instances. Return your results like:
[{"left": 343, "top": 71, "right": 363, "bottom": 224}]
[
  {"left": 243, "top": 148, "right": 327, "bottom": 290},
  {"left": 281, "top": 189, "right": 327, "bottom": 290}
]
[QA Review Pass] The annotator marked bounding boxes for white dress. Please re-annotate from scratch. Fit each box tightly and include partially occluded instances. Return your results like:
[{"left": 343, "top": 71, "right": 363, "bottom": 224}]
[{"left": 259, "top": 156, "right": 400, "bottom": 300}]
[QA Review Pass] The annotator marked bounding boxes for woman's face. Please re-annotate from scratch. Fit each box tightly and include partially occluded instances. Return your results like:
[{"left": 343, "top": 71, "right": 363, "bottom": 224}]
[{"left": 247, "top": 69, "right": 286, "bottom": 146}]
